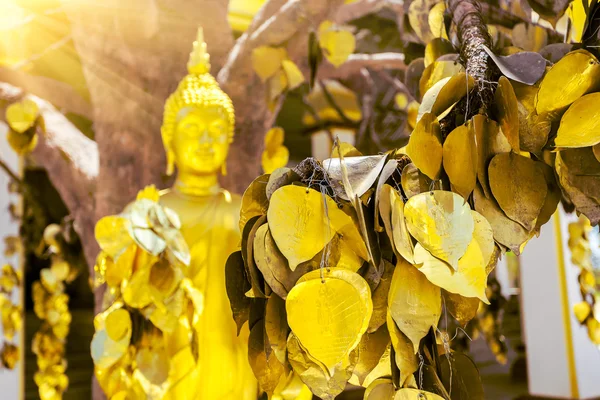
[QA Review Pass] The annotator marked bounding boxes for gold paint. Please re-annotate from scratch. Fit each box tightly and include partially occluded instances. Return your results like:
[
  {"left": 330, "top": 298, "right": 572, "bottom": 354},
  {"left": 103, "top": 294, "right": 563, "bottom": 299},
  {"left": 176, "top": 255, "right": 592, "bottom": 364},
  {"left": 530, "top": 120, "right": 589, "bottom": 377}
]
[
  {"left": 555, "top": 213, "right": 580, "bottom": 398},
  {"left": 159, "top": 28, "right": 256, "bottom": 400}
]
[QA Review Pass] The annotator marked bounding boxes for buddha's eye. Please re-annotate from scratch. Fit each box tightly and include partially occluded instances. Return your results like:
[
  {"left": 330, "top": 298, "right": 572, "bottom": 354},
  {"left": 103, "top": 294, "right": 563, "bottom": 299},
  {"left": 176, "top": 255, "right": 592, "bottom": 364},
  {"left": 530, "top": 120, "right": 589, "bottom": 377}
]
[
  {"left": 183, "top": 122, "right": 199, "bottom": 135},
  {"left": 210, "top": 120, "right": 226, "bottom": 136}
]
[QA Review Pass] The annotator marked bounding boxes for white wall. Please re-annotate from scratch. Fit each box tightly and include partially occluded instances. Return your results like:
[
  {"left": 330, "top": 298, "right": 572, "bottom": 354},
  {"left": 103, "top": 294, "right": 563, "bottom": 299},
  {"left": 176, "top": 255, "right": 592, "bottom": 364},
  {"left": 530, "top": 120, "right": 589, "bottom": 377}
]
[
  {"left": 521, "top": 209, "right": 600, "bottom": 399},
  {"left": 0, "top": 121, "right": 21, "bottom": 400}
]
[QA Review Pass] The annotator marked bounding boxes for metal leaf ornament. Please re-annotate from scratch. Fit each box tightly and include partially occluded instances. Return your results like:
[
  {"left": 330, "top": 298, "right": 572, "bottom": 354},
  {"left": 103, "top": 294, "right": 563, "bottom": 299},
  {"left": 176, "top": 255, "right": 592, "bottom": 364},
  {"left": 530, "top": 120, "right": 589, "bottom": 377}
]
[
  {"left": 225, "top": 29, "right": 600, "bottom": 400},
  {"left": 91, "top": 185, "right": 195, "bottom": 399},
  {"left": 227, "top": 149, "right": 494, "bottom": 398}
]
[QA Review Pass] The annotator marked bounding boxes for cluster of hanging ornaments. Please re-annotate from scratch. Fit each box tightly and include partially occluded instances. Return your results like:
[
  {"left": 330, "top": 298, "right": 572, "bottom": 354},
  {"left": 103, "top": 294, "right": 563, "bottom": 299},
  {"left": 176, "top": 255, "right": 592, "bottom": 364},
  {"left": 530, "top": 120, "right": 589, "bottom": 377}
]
[{"left": 229, "top": 32, "right": 600, "bottom": 398}]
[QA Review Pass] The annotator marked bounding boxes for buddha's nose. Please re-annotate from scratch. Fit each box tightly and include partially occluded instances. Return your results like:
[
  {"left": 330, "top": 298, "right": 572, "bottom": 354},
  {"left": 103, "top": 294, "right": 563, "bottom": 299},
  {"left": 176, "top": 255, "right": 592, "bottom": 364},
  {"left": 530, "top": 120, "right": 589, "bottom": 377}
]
[{"left": 198, "top": 130, "right": 212, "bottom": 145}]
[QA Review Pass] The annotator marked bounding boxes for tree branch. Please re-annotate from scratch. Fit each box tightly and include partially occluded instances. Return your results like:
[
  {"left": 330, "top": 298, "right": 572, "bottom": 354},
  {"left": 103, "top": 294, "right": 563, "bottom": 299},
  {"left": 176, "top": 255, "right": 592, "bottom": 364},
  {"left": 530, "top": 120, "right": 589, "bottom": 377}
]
[
  {"left": 319, "top": 53, "right": 407, "bottom": 80},
  {"left": 218, "top": 0, "right": 347, "bottom": 194},
  {"left": 449, "top": 0, "right": 494, "bottom": 109},
  {"left": 0, "top": 82, "right": 99, "bottom": 269},
  {"left": 0, "top": 67, "right": 93, "bottom": 120}
]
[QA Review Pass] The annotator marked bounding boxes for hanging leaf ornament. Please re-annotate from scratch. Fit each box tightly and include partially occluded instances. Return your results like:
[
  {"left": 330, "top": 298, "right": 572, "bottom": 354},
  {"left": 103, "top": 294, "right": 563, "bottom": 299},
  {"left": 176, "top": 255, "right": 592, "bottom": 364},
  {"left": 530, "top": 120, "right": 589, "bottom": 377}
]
[
  {"left": 226, "top": 38, "right": 600, "bottom": 393},
  {"left": 388, "top": 259, "right": 441, "bottom": 352},
  {"left": 318, "top": 21, "right": 356, "bottom": 67},
  {"left": 404, "top": 191, "right": 474, "bottom": 270},
  {"left": 91, "top": 185, "right": 195, "bottom": 397}
]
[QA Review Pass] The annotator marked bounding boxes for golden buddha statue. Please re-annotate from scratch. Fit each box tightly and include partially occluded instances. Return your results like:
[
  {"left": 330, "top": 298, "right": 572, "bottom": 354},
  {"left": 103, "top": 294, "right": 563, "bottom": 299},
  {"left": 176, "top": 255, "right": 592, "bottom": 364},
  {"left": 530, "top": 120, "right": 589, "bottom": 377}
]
[{"left": 159, "top": 28, "right": 257, "bottom": 400}]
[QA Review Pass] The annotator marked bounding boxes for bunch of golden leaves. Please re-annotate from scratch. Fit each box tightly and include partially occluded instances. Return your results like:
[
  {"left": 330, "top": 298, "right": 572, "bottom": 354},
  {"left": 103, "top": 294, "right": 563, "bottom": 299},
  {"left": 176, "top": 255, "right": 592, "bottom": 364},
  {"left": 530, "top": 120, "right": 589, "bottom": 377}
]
[
  {"left": 405, "top": 0, "right": 600, "bottom": 225},
  {"left": 0, "top": 264, "right": 21, "bottom": 370},
  {"left": 31, "top": 223, "right": 80, "bottom": 400},
  {"left": 569, "top": 216, "right": 600, "bottom": 346},
  {"left": 251, "top": 46, "right": 305, "bottom": 108},
  {"left": 5, "top": 98, "right": 44, "bottom": 155},
  {"left": 262, "top": 127, "right": 289, "bottom": 174},
  {"left": 227, "top": 144, "right": 493, "bottom": 400},
  {"left": 91, "top": 185, "right": 199, "bottom": 400}
]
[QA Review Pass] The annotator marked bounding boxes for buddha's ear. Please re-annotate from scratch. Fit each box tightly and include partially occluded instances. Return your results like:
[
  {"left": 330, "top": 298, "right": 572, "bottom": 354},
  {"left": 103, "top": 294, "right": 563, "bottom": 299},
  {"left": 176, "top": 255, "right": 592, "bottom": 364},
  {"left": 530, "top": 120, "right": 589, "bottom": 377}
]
[{"left": 166, "top": 150, "right": 176, "bottom": 176}]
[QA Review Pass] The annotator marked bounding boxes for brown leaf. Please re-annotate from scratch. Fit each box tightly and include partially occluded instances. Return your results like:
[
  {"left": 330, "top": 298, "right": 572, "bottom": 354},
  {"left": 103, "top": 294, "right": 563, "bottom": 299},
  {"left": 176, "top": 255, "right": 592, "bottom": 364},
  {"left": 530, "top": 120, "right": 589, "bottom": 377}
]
[
  {"left": 473, "top": 115, "right": 510, "bottom": 198},
  {"left": 265, "top": 294, "right": 289, "bottom": 365},
  {"left": 443, "top": 291, "right": 480, "bottom": 327},
  {"left": 239, "top": 174, "right": 270, "bottom": 232},
  {"left": 473, "top": 185, "right": 532, "bottom": 254},
  {"left": 368, "top": 260, "right": 395, "bottom": 333},
  {"left": 351, "top": 324, "right": 391, "bottom": 386},
  {"left": 225, "top": 251, "right": 251, "bottom": 335},
  {"left": 249, "top": 320, "right": 286, "bottom": 395},
  {"left": 401, "top": 163, "right": 431, "bottom": 198},
  {"left": 443, "top": 123, "right": 478, "bottom": 200},
  {"left": 493, "top": 76, "right": 520, "bottom": 152},
  {"left": 482, "top": 46, "right": 546, "bottom": 85},
  {"left": 406, "top": 113, "right": 442, "bottom": 180},
  {"left": 440, "top": 352, "right": 485, "bottom": 400},
  {"left": 488, "top": 153, "right": 547, "bottom": 231}
]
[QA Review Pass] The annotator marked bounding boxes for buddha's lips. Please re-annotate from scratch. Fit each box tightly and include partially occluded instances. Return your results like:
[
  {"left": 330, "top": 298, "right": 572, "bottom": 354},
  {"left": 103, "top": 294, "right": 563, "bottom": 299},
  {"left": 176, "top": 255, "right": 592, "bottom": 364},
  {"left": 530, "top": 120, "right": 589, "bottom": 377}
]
[{"left": 196, "top": 149, "right": 215, "bottom": 157}]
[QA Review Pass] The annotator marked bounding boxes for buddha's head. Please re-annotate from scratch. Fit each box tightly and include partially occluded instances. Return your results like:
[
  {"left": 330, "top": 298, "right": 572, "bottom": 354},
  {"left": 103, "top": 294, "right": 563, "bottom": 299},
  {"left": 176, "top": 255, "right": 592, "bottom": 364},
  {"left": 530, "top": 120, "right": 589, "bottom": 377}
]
[{"left": 161, "top": 28, "right": 235, "bottom": 176}]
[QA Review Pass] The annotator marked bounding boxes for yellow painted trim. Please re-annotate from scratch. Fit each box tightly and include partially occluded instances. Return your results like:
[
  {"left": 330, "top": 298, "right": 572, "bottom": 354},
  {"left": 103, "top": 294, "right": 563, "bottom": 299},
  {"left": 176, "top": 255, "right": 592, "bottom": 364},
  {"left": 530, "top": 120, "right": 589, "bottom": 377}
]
[
  {"left": 18, "top": 157, "right": 24, "bottom": 400},
  {"left": 554, "top": 212, "right": 579, "bottom": 399}
]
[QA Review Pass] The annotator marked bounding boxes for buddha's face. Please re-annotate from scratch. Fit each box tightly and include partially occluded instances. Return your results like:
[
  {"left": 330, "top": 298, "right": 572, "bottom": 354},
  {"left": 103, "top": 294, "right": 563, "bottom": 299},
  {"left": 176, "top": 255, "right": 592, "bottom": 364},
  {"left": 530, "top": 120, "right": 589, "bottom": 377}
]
[{"left": 171, "top": 106, "right": 231, "bottom": 174}]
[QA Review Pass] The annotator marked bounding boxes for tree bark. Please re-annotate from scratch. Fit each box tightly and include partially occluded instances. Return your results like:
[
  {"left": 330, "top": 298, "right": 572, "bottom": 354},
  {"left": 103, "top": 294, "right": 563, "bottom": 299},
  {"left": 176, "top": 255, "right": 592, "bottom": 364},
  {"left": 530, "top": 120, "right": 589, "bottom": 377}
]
[{"left": 449, "top": 0, "right": 494, "bottom": 109}]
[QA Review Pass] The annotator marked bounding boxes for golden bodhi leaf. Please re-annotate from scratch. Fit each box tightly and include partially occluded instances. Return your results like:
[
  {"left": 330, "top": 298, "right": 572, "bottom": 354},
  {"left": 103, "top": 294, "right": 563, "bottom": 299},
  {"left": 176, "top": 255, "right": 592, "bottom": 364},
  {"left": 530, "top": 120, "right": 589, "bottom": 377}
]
[
  {"left": 282, "top": 60, "right": 305, "bottom": 90},
  {"left": 286, "top": 268, "right": 372, "bottom": 374},
  {"left": 95, "top": 216, "right": 133, "bottom": 259},
  {"left": 388, "top": 259, "right": 441, "bottom": 353},
  {"left": 395, "top": 389, "right": 445, "bottom": 400},
  {"left": 386, "top": 312, "right": 418, "bottom": 388},
  {"left": 252, "top": 46, "right": 287, "bottom": 82},
  {"left": 239, "top": 174, "right": 270, "bottom": 232},
  {"left": 473, "top": 115, "right": 510, "bottom": 198},
  {"left": 254, "top": 224, "right": 313, "bottom": 299},
  {"left": 443, "top": 123, "right": 477, "bottom": 200},
  {"left": 406, "top": 113, "right": 442, "bottom": 180},
  {"left": 428, "top": 2, "right": 448, "bottom": 40},
  {"left": 473, "top": 185, "right": 531, "bottom": 254},
  {"left": 404, "top": 191, "right": 474, "bottom": 270},
  {"left": 401, "top": 163, "right": 431, "bottom": 199},
  {"left": 488, "top": 153, "right": 547, "bottom": 231},
  {"left": 319, "top": 21, "right": 356, "bottom": 67},
  {"left": 7, "top": 128, "right": 37, "bottom": 155},
  {"left": 593, "top": 144, "right": 600, "bottom": 162},
  {"left": 419, "top": 61, "right": 464, "bottom": 99},
  {"left": 272, "top": 371, "right": 312, "bottom": 400},
  {"left": 413, "top": 210, "right": 493, "bottom": 303},
  {"left": 268, "top": 186, "right": 358, "bottom": 270},
  {"left": 424, "top": 38, "right": 454, "bottom": 68},
  {"left": 408, "top": 0, "right": 438, "bottom": 43},
  {"left": 443, "top": 290, "right": 480, "bottom": 327},
  {"left": 265, "top": 295, "right": 289, "bottom": 365},
  {"left": 249, "top": 320, "right": 285, "bottom": 395},
  {"left": 390, "top": 189, "right": 415, "bottom": 264},
  {"left": 369, "top": 260, "right": 394, "bottom": 333},
  {"left": 418, "top": 73, "right": 475, "bottom": 122},
  {"left": 364, "top": 378, "right": 395, "bottom": 400},
  {"left": 494, "top": 76, "right": 520, "bottom": 152},
  {"left": 349, "top": 324, "right": 391, "bottom": 386},
  {"left": 323, "top": 154, "right": 388, "bottom": 201},
  {"left": 262, "top": 127, "right": 290, "bottom": 174},
  {"left": 105, "top": 308, "right": 131, "bottom": 342},
  {"left": 555, "top": 92, "right": 600, "bottom": 148},
  {"left": 6, "top": 99, "right": 39, "bottom": 133},
  {"left": 574, "top": 301, "right": 591, "bottom": 323},
  {"left": 287, "top": 333, "right": 357, "bottom": 400},
  {"left": 536, "top": 50, "right": 600, "bottom": 115}
]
